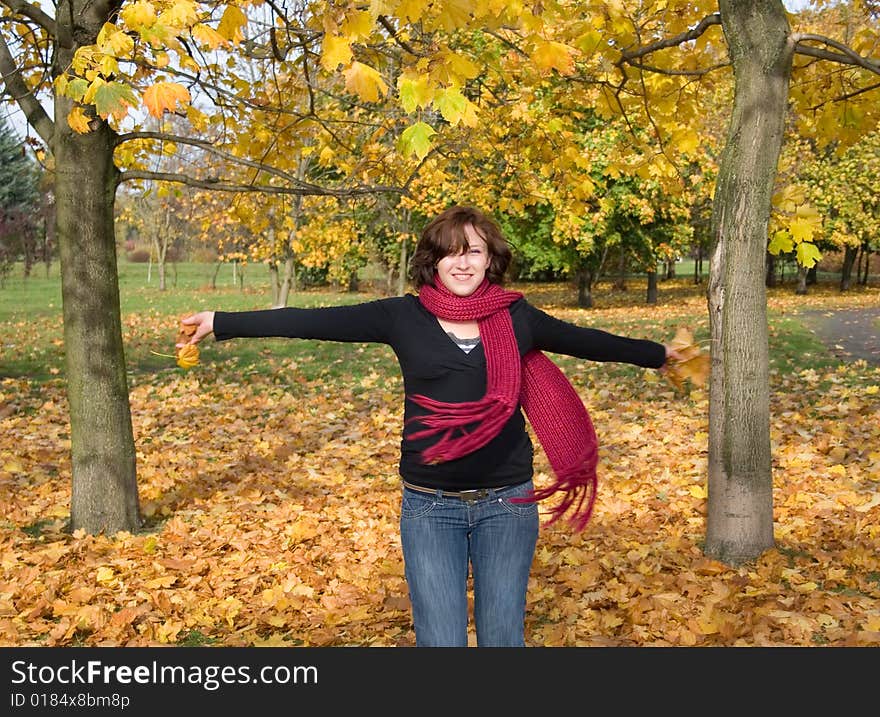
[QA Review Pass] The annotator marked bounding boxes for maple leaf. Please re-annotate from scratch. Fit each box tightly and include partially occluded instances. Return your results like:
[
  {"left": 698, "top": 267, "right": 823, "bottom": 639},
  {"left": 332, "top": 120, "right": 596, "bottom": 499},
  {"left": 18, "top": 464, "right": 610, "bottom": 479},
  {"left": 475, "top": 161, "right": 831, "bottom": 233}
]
[
  {"left": 217, "top": 4, "right": 247, "bottom": 44},
  {"left": 96, "top": 23, "right": 135, "bottom": 56},
  {"left": 67, "top": 106, "right": 92, "bottom": 134},
  {"left": 531, "top": 40, "right": 578, "bottom": 75},
  {"left": 435, "top": 87, "right": 468, "bottom": 126},
  {"left": 175, "top": 344, "right": 199, "bottom": 369},
  {"left": 397, "top": 72, "right": 434, "bottom": 113},
  {"left": 796, "top": 241, "right": 822, "bottom": 268},
  {"left": 343, "top": 62, "right": 388, "bottom": 103},
  {"left": 192, "top": 23, "right": 228, "bottom": 50},
  {"left": 120, "top": 1, "right": 157, "bottom": 29},
  {"left": 175, "top": 320, "right": 199, "bottom": 369},
  {"left": 94, "top": 81, "right": 138, "bottom": 119},
  {"left": 768, "top": 229, "right": 794, "bottom": 255},
  {"left": 663, "top": 326, "right": 710, "bottom": 390},
  {"left": 321, "top": 35, "right": 353, "bottom": 71},
  {"left": 398, "top": 121, "right": 436, "bottom": 160},
  {"left": 143, "top": 82, "right": 190, "bottom": 118}
]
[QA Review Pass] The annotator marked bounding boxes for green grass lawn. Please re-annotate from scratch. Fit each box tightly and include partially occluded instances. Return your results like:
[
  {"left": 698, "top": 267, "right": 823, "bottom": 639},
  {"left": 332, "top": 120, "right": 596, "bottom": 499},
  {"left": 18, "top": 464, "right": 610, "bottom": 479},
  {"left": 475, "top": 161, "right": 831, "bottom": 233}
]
[{"left": 0, "top": 259, "right": 873, "bottom": 385}]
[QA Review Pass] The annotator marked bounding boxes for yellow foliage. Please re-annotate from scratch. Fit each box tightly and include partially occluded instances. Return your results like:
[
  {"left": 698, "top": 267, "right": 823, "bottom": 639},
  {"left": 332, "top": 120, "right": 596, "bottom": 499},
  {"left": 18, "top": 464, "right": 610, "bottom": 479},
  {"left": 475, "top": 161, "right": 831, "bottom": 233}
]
[
  {"left": 531, "top": 40, "right": 578, "bottom": 75},
  {"left": 120, "top": 1, "right": 157, "bottom": 29},
  {"left": 192, "top": 23, "right": 228, "bottom": 50},
  {"left": 343, "top": 62, "right": 389, "bottom": 103},
  {"left": 321, "top": 35, "right": 353, "bottom": 71},
  {"left": 143, "top": 82, "right": 191, "bottom": 118},
  {"left": 217, "top": 4, "right": 247, "bottom": 43},
  {"left": 67, "top": 107, "right": 92, "bottom": 134}
]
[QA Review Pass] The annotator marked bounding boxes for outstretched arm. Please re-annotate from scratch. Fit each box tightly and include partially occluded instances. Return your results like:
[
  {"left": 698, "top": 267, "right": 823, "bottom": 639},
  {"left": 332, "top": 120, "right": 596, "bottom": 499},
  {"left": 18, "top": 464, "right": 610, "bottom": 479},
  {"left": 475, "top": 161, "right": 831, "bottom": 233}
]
[
  {"left": 526, "top": 301, "right": 672, "bottom": 368},
  {"left": 177, "top": 299, "right": 400, "bottom": 348}
]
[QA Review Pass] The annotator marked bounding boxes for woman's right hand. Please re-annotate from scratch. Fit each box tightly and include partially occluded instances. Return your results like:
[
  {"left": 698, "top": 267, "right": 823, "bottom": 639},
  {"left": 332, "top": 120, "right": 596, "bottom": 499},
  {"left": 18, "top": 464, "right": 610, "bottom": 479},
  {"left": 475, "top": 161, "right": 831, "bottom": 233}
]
[{"left": 176, "top": 311, "right": 215, "bottom": 347}]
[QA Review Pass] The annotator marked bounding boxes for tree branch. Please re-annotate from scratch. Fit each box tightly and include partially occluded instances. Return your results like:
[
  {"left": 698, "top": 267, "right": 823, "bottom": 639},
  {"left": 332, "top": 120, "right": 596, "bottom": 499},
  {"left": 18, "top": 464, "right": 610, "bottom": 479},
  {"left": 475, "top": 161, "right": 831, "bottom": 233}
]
[
  {"left": 626, "top": 60, "right": 729, "bottom": 76},
  {"left": 118, "top": 169, "right": 404, "bottom": 197},
  {"left": 808, "top": 79, "right": 880, "bottom": 110},
  {"left": 0, "top": 0, "right": 56, "bottom": 34},
  {"left": 377, "top": 15, "right": 423, "bottom": 57},
  {"left": 620, "top": 13, "right": 722, "bottom": 62},
  {"left": 0, "top": 32, "right": 53, "bottom": 145},
  {"left": 793, "top": 34, "right": 880, "bottom": 74},
  {"left": 115, "top": 130, "right": 317, "bottom": 187}
]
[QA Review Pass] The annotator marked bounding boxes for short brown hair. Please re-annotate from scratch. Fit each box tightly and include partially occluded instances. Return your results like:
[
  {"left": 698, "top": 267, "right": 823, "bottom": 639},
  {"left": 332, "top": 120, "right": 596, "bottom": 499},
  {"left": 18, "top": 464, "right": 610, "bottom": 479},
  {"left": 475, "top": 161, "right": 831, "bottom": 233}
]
[{"left": 410, "top": 205, "right": 512, "bottom": 289}]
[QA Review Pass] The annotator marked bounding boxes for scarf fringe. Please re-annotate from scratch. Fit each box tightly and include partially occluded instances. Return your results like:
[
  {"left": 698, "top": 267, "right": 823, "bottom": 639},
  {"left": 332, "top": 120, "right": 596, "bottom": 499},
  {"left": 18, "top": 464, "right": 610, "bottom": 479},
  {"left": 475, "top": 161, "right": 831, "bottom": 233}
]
[
  {"left": 511, "top": 461, "right": 598, "bottom": 532},
  {"left": 407, "top": 393, "right": 515, "bottom": 463}
]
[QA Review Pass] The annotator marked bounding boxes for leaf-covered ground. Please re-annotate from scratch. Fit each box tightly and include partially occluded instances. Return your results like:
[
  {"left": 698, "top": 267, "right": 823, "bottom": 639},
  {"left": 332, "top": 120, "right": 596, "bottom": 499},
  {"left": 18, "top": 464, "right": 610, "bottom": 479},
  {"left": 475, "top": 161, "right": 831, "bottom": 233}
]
[{"left": 1, "top": 281, "right": 878, "bottom": 647}]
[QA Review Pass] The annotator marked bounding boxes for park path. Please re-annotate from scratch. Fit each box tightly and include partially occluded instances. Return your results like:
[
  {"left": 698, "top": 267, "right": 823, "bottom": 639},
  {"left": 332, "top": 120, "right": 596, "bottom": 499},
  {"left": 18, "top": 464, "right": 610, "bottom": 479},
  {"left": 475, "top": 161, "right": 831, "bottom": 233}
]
[{"left": 795, "top": 307, "right": 880, "bottom": 366}]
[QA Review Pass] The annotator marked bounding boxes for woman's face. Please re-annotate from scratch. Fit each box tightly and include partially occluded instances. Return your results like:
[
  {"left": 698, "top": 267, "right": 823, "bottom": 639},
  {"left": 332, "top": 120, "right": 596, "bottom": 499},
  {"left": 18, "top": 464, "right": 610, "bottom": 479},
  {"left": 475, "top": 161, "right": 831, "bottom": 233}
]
[{"left": 435, "top": 224, "right": 491, "bottom": 297}]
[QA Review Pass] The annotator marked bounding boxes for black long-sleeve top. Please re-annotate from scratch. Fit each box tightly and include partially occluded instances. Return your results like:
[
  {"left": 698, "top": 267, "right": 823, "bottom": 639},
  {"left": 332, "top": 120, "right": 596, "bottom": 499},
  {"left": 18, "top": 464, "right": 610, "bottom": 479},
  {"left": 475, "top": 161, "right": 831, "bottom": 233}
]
[{"left": 213, "top": 294, "right": 666, "bottom": 490}]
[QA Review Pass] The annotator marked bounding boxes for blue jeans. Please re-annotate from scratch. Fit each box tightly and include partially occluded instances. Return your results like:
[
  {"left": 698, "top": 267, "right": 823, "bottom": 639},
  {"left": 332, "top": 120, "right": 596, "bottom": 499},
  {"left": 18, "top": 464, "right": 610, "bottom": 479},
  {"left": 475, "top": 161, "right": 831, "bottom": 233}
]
[{"left": 399, "top": 480, "right": 540, "bottom": 647}]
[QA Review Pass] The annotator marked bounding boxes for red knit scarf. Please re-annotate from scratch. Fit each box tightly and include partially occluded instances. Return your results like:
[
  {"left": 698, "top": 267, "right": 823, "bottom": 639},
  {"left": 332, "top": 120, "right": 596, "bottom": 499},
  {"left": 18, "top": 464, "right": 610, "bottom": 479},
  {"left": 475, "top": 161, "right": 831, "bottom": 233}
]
[{"left": 408, "top": 278, "right": 598, "bottom": 531}]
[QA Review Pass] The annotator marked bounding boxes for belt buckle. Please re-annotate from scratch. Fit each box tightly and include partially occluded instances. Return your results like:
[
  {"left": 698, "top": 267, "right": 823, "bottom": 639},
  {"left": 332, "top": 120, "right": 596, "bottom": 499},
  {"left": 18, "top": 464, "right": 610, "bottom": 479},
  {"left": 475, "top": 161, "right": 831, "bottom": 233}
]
[{"left": 458, "top": 489, "right": 484, "bottom": 502}]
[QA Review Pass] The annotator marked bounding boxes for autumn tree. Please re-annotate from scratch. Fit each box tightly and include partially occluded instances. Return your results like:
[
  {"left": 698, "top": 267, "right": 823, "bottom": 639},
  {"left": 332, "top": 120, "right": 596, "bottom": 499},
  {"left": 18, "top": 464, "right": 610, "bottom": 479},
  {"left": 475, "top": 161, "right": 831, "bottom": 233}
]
[
  {"left": 605, "top": 0, "right": 879, "bottom": 563},
  {"left": 0, "top": 114, "right": 42, "bottom": 283},
  {"left": 0, "top": 1, "right": 406, "bottom": 533},
  {"left": 3, "top": 0, "right": 877, "bottom": 563},
  {"left": 801, "top": 127, "right": 880, "bottom": 290}
]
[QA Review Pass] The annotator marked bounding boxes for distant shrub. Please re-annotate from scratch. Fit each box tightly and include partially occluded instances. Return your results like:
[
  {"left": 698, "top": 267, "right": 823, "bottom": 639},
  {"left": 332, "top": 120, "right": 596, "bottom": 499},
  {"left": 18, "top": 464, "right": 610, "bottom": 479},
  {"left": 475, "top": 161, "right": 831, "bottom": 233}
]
[
  {"left": 190, "top": 247, "right": 218, "bottom": 263},
  {"left": 126, "top": 249, "right": 150, "bottom": 263}
]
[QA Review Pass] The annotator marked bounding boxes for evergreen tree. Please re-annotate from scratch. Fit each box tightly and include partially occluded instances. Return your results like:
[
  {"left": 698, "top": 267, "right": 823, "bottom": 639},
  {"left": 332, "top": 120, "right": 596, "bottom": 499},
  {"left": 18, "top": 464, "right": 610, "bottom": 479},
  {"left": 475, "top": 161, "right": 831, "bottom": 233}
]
[{"left": 0, "top": 116, "right": 42, "bottom": 282}]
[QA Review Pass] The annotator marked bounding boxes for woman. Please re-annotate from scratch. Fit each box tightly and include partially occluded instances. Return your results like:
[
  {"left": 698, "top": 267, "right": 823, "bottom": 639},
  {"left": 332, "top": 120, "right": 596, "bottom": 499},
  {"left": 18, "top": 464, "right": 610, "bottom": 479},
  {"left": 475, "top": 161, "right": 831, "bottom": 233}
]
[{"left": 179, "top": 205, "right": 679, "bottom": 647}]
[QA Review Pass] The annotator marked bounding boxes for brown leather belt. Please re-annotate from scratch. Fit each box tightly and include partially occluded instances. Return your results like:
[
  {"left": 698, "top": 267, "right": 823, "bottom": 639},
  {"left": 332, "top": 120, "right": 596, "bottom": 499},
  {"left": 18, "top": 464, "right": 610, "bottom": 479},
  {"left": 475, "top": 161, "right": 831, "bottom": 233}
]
[{"left": 402, "top": 480, "right": 492, "bottom": 502}]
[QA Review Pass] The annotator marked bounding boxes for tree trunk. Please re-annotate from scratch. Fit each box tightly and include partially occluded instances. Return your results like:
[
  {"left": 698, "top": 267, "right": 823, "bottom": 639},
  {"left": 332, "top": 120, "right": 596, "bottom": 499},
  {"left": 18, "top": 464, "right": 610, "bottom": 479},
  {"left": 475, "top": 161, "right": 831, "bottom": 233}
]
[
  {"left": 576, "top": 266, "right": 593, "bottom": 308},
  {"left": 807, "top": 265, "right": 817, "bottom": 285},
  {"left": 765, "top": 251, "right": 776, "bottom": 287},
  {"left": 54, "top": 88, "right": 141, "bottom": 533},
  {"left": 614, "top": 250, "right": 626, "bottom": 290},
  {"left": 694, "top": 245, "right": 703, "bottom": 284},
  {"left": 795, "top": 264, "right": 808, "bottom": 295},
  {"left": 397, "top": 238, "right": 409, "bottom": 296},
  {"left": 840, "top": 245, "right": 857, "bottom": 291},
  {"left": 269, "top": 261, "right": 280, "bottom": 306},
  {"left": 277, "top": 256, "right": 295, "bottom": 307},
  {"left": 646, "top": 269, "right": 658, "bottom": 304},
  {"left": 706, "top": 0, "right": 790, "bottom": 565}
]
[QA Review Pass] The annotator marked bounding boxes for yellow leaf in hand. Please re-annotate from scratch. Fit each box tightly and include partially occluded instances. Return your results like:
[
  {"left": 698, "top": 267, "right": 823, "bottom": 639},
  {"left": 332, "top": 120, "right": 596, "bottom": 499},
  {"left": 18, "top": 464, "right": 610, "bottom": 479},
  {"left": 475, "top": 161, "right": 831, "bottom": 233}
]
[
  {"left": 176, "top": 343, "right": 199, "bottom": 369},
  {"left": 664, "top": 326, "right": 710, "bottom": 390}
]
